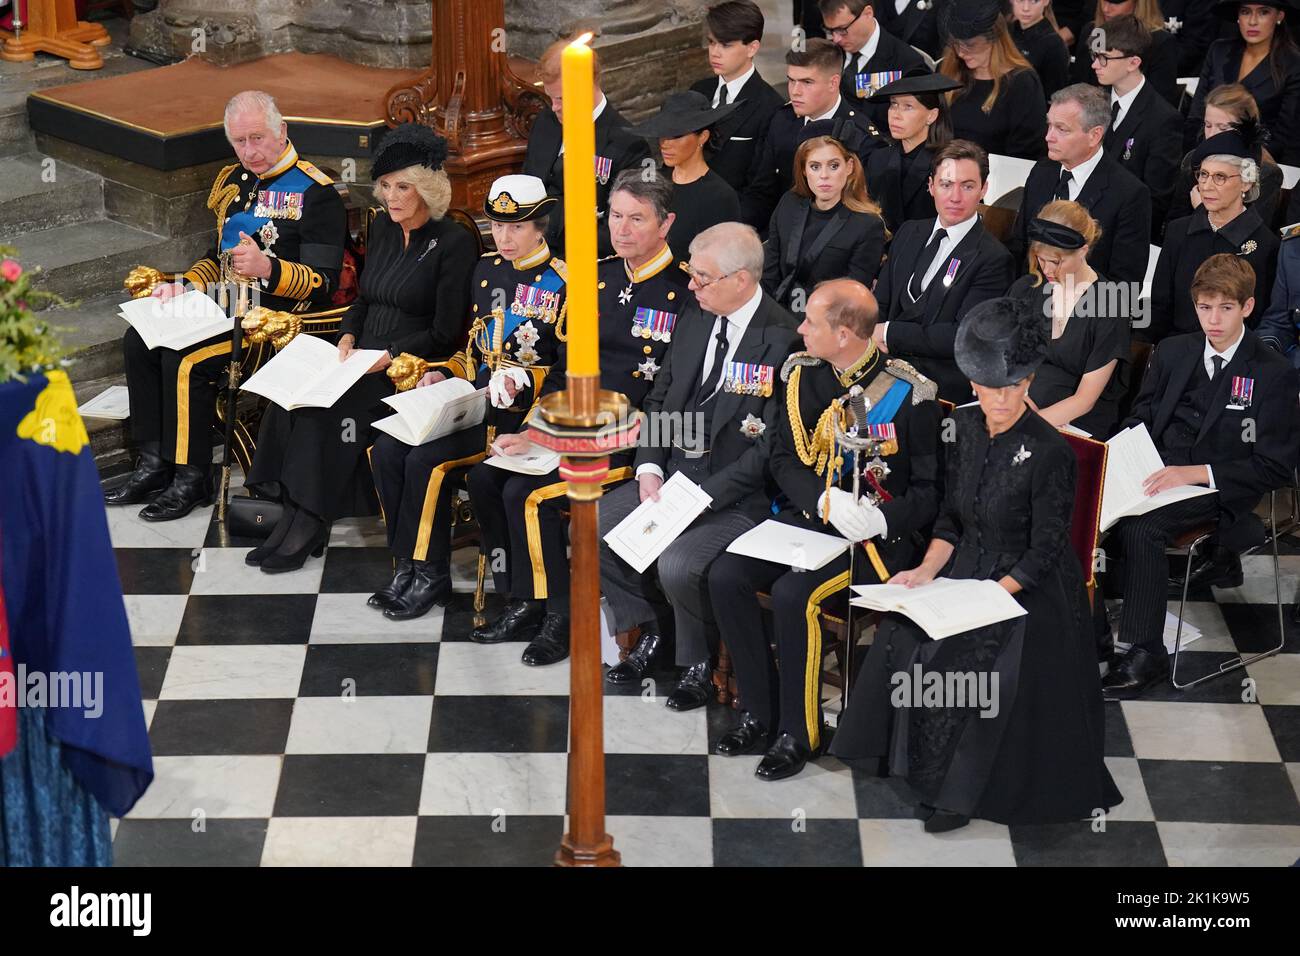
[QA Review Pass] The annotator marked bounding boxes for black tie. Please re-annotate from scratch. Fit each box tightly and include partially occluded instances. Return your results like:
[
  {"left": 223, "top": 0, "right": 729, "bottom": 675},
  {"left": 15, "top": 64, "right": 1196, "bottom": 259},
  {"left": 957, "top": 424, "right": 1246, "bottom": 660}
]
[
  {"left": 1111, "top": 100, "right": 1121, "bottom": 130},
  {"left": 1054, "top": 169, "right": 1073, "bottom": 200},
  {"left": 698, "top": 319, "right": 731, "bottom": 405},
  {"left": 1210, "top": 355, "right": 1225, "bottom": 380},
  {"left": 716, "top": 80, "right": 730, "bottom": 107},
  {"left": 908, "top": 228, "right": 948, "bottom": 301}
]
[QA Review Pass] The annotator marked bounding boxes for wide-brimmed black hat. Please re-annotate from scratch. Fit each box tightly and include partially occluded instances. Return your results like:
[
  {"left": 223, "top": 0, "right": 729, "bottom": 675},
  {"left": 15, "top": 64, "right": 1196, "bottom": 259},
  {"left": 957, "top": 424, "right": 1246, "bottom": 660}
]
[
  {"left": 1214, "top": 0, "right": 1299, "bottom": 19},
  {"left": 1189, "top": 116, "right": 1267, "bottom": 166},
  {"left": 371, "top": 123, "right": 449, "bottom": 180},
  {"left": 626, "top": 91, "right": 741, "bottom": 140},
  {"left": 955, "top": 296, "right": 1048, "bottom": 388},
  {"left": 941, "top": 0, "right": 1003, "bottom": 42},
  {"left": 1027, "top": 218, "right": 1087, "bottom": 250},
  {"left": 866, "top": 70, "right": 961, "bottom": 103},
  {"left": 483, "top": 174, "right": 557, "bottom": 223}
]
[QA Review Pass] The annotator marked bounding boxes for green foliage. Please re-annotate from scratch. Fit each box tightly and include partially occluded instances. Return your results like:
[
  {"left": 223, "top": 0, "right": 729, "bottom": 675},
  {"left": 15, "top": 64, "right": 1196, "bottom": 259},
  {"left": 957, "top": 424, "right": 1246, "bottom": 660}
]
[{"left": 0, "top": 245, "right": 70, "bottom": 384}]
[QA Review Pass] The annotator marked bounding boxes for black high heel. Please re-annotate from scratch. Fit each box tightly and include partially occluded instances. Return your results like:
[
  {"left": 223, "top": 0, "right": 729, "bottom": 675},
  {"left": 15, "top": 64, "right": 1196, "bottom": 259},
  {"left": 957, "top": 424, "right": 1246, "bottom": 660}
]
[
  {"left": 246, "top": 501, "right": 296, "bottom": 566},
  {"left": 260, "top": 509, "right": 328, "bottom": 574}
]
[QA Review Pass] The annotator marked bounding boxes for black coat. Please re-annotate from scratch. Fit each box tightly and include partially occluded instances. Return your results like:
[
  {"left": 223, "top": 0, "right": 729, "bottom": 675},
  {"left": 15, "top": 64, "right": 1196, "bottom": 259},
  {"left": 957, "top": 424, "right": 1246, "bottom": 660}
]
[
  {"left": 876, "top": 216, "right": 1016, "bottom": 403},
  {"left": 839, "top": 26, "right": 929, "bottom": 130},
  {"left": 1012, "top": 18, "right": 1071, "bottom": 99},
  {"left": 1126, "top": 329, "right": 1300, "bottom": 551},
  {"left": 1009, "top": 153, "right": 1152, "bottom": 284},
  {"left": 1187, "top": 38, "right": 1300, "bottom": 165},
  {"left": 1163, "top": 0, "right": 1231, "bottom": 77},
  {"left": 689, "top": 69, "right": 786, "bottom": 194},
  {"left": 740, "top": 99, "right": 883, "bottom": 233},
  {"left": 1103, "top": 80, "right": 1184, "bottom": 239},
  {"left": 866, "top": 140, "right": 936, "bottom": 232},
  {"left": 522, "top": 104, "right": 652, "bottom": 257},
  {"left": 763, "top": 193, "right": 887, "bottom": 311},
  {"left": 875, "top": 0, "right": 947, "bottom": 60},
  {"left": 1071, "top": 22, "right": 1182, "bottom": 107},
  {"left": 948, "top": 68, "right": 1048, "bottom": 161},
  {"left": 633, "top": 291, "right": 800, "bottom": 515},
  {"left": 1146, "top": 207, "right": 1279, "bottom": 342}
]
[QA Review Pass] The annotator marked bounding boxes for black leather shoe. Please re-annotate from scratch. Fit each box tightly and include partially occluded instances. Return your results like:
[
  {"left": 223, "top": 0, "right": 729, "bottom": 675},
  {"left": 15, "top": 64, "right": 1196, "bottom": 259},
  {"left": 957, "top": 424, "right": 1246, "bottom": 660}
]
[
  {"left": 924, "top": 809, "right": 970, "bottom": 833},
  {"left": 104, "top": 444, "right": 171, "bottom": 506},
  {"left": 521, "top": 613, "right": 569, "bottom": 666},
  {"left": 1101, "top": 645, "right": 1170, "bottom": 700},
  {"left": 715, "top": 711, "right": 774, "bottom": 756},
  {"left": 665, "top": 661, "right": 713, "bottom": 711},
  {"left": 914, "top": 802, "right": 936, "bottom": 821},
  {"left": 470, "top": 599, "right": 545, "bottom": 644},
  {"left": 384, "top": 560, "right": 452, "bottom": 620},
  {"left": 369, "top": 558, "right": 415, "bottom": 610},
  {"left": 138, "top": 465, "right": 212, "bottom": 522},
  {"left": 1169, "top": 549, "right": 1243, "bottom": 593},
  {"left": 606, "top": 629, "right": 669, "bottom": 684},
  {"left": 755, "top": 733, "right": 817, "bottom": 781}
]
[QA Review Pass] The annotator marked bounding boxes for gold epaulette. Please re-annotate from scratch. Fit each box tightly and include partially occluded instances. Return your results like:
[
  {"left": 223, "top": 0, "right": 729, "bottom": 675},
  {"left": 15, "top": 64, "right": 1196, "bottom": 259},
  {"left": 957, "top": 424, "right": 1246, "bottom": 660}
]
[
  {"left": 549, "top": 257, "right": 568, "bottom": 281},
  {"left": 780, "top": 351, "right": 823, "bottom": 382},
  {"left": 480, "top": 251, "right": 499, "bottom": 259},
  {"left": 885, "top": 358, "right": 938, "bottom": 404},
  {"left": 1281, "top": 222, "right": 1300, "bottom": 241},
  {"left": 678, "top": 260, "right": 692, "bottom": 274},
  {"left": 296, "top": 159, "right": 333, "bottom": 186}
]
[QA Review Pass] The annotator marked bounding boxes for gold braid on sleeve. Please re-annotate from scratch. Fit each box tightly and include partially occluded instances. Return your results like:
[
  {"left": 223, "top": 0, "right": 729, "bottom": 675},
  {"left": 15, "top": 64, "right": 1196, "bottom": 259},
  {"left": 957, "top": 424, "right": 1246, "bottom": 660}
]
[{"left": 785, "top": 366, "right": 845, "bottom": 525}]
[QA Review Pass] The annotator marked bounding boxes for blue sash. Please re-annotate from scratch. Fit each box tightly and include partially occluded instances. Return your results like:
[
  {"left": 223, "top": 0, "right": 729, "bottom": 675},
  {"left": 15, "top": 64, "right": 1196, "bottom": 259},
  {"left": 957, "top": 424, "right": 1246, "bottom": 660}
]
[{"left": 219, "top": 164, "right": 315, "bottom": 252}]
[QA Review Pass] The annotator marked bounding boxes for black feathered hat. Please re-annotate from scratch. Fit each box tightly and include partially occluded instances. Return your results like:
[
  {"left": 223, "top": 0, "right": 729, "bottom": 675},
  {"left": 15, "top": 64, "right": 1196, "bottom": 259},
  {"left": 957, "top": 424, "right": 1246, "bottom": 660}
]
[
  {"left": 954, "top": 296, "right": 1048, "bottom": 388},
  {"left": 371, "top": 123, "right": 450, "bottom": 179}
]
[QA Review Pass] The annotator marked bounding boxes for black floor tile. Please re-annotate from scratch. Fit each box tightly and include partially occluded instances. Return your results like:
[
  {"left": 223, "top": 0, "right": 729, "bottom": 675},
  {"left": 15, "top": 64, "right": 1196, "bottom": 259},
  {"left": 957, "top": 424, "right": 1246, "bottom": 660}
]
[
  {"left": 1139, "top": 759, "right": 1300, "bottom": 825},
  {"left": 428, "top": 696, "right": 569, "bottom": 753},
  {"left": 1009, "top": 821, "right": 1167, "bottom": 866},
  {"left": 1262, "top": 704, "right": 1300, "bottom": 762},
  {"left": 1218, "top": 602, "right": 1300, "bottom": 654},
  {"left": 176, "top": 594, "right": 317, "bottom": 645},
  {"left": 1135, "top": 652, "right": 1259, "bottom": 703},
  {"left": 1104, "top": 701, "right": 1134, "bottom": 757},
  {"left": 149, "top": 699, "right": 295, "bottom": 756},
  {"left": 850, "top": 769, "right": 924, "bottom": 819},
  {"left": 115, "top": 548, "right": 196, "bottom": 594},
  {"left": 712, "top": 818, "right": 862, "bottom": 866},
  {"left": 202, "top": 521, "right": 265, "bottom": 550},
  {"left": 320, "top": 547, "right": 398, "bottom": 595},
  {"left": 297, "top": 643, "right": 439, "bottom": 696},
  {"left": 112, "top": 819, "right": 269, "bottom": 867},
  {"left": 440, "top": 591, "right": 510, "bottom": 641},
  {"left": 273, "top": 754, "right": 426, "bottom": 816},
  {"left": 133, "top": 646, "right": 172, "bottom": 700},
  {"left": 413, "top": 815, "right": 565, "bottom": 866},
  {"left": 605, "top": 754, "right": 710, "bottom": 817}
]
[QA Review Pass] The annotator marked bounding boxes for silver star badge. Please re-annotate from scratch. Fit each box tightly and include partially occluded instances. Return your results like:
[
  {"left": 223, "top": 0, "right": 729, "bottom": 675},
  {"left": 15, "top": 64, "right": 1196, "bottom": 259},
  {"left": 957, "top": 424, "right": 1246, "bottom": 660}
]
[
  {"left": 739, "top": 414, "right": 766, "bottom": 439},
  {"left": 638, "top": 356, "right": 660, "bottom": 381},
  {"left": 514, "top": 321, "right": 540, "bottom": 350},
  {"left": 618, "top": 284, "right": 633, "bottom": 305},
  {"left": 258, "top": 220, "right": 279, "bottom": 247},
  {"left": 1013, "top": 444, "right": 1032, "bottom": 466}
]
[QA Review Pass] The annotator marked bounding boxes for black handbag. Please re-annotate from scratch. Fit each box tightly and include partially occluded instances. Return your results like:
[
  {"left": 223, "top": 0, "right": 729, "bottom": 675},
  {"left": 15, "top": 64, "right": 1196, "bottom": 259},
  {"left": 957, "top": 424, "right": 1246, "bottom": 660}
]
[{"left": 226, "top": 494, "right": 284, "bottom": 540}]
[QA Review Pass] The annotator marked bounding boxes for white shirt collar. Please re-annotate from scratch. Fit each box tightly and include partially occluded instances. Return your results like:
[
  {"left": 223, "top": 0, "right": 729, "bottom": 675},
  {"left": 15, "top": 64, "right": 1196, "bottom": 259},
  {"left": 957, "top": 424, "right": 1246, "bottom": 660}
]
[
  {"left": 846, "top": 20, "right": 882, "bottom": 73},
  {"left": 593, "top": 95, "right": 608, "bottom": 122},
  {"left": 721, "top": 285, "right": 763, "bottom": 331},
  {"left": 715, "top": 65, "right": 755, "bottom": 107},
  {"left": 1204, "top": 325, "right": 1246, "bottom": 374},
  {"left": 806, "top": 94, "right": 843, "bottom": 125},
  {"left": 1111, "top": 76, "right": 1145, "bottom": 126},
  {"left": 930, "top": 210, "right": 980, "bottom": 248},
  {"left": 1063, "top": 145, "right": 1105, "bottom": 193}
]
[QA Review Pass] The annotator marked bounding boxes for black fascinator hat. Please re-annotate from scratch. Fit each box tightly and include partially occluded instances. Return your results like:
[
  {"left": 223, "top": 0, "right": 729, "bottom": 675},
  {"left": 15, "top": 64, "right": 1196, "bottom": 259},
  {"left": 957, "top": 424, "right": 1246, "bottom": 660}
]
[
  {"left": 954, "top": 296, "right": 1048, "bottom": 388},
  {"left": 371, "top": 123, "right": 450, "bottom": 179}
]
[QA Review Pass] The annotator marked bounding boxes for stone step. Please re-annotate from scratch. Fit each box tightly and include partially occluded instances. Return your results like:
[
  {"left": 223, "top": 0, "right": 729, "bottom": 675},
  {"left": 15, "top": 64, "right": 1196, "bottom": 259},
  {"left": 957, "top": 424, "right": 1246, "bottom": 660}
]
[
  {"left": 71, "top": 371, "right": 131, "bottom": 475},
  {"left": 11, "top": 218, "right": 204, "bottom": 306},
  {"left": 49, "top": 291, "right": 131, "bottom": 384},
  {"left": 0, "top": 91, "right": 34, "bottom": 157},
  {"left": 0, "top": 150, "right": 104, "bottom": 240}
]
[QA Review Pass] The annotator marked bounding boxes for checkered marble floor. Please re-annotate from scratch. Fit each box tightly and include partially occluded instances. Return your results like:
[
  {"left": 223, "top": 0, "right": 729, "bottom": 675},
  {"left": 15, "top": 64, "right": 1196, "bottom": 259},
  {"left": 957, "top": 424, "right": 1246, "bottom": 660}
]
[{"left": 106, "top": 493, "right": 1300, "bottom": 866}]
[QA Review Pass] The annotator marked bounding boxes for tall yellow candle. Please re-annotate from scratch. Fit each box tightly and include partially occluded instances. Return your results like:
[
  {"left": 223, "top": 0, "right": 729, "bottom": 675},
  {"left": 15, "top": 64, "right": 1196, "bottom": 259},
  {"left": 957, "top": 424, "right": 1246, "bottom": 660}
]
[{"left": 561, "top": 34, "right": 598, "bottom": 376}]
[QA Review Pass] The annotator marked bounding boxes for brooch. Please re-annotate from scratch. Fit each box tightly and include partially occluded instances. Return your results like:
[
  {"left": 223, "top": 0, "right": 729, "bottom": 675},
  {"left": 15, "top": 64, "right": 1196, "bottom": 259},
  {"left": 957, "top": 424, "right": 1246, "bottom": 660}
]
[
  {"left": 1122, "top": 138, "right": 1134, "bottom": 161},
  {"left": 637, "top": 356, "right": 660, "bottom": 381},
  {"left": 417, "top": 237, "right": 439, "bottom": 261},
  {"left": 1240, "top": 239, "right": 1258, "bottom": 255},
  {"left": 618, "top": 284, "right": 633, "bottom": 305},
  {"left": 739, "top": 414, "right": 766, "bottom": 439},
  {"left": 1013, "top": 444, "right": 1032, "bottom": 466}
]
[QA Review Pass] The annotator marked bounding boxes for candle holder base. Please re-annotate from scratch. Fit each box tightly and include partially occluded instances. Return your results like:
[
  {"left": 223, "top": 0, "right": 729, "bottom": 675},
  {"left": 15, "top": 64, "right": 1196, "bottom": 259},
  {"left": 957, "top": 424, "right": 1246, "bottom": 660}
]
[{"left": 555, "top": 834, "right": 621, "bottom": 867}]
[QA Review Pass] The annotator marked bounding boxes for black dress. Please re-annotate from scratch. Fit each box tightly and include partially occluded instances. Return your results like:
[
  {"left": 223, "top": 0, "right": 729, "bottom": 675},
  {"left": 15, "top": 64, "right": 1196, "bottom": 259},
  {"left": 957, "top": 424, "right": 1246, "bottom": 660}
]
[
  {"left": 246, "top": 213, "right": 477, "bottom": 520},
  {"left": 1009, "top": 273, "right": 1130, "bottom": 438},
  {"left": 1012, "top": 18, "right": 1071, "bottom": 99},
  {"left": 830, "top": 407, "right": 1122, "bottom": 825},
  {"left": 948, "top": 69, "right": 1048, "bottom": 161},
  {"left": 762, "top": 193, "right": 886, "bottom": 310},
  {"left": 665, "top": 169, "right": 741, "bottom": 261},
  {"left": 865, "top": 140, "right": 936, "bottom": 233}
]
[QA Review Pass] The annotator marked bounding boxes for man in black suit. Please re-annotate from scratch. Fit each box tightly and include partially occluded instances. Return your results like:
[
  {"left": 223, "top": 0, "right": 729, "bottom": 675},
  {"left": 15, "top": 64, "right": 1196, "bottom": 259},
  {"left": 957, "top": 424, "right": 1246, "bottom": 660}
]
[
  {"left": 1103, "top": 255, "right": 1300, "bottom": 699},
  {"left": 871, "top": 139, "right": 1016, "bottom": 404},
  {"left": 688, "top": 1, "right": 786, "bottom": 194},
  {"left": 599, "top": 222, "right": 800, "bottom": 711},
  {"left": 1008, "top": 83, "right": 1152, "bottom": 284},
  {"left": 875, "top": 0, "right": 948, "bottom": 61},
  {"left": 1092, "top": 15, "right": 1183, "bottom": 239},
  {"left": 740, "top": 37, "right": 883, "bottom": 233},
  {"left": 820, "top": 0, "right": 928, "bottom": 129},
  {"left": 522, "top": 36, "right": 651, "bottom": 257}
]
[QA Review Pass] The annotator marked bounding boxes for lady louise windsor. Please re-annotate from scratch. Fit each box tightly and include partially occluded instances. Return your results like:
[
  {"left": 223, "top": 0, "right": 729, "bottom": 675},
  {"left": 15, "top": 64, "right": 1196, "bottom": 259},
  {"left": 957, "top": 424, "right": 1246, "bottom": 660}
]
[{"left": 831, "top": 296, "right": 1121, "bottom": 833}]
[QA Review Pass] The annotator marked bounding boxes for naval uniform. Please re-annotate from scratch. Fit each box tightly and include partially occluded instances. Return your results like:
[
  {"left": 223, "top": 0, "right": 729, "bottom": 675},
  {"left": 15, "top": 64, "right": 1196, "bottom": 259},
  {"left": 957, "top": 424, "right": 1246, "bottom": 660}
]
[
  {"left": 464, "top": 248, "right": 689, "bottom": 606},
  {"left": 369, "top": 243, "right": 567, "bottom": 569},
  {"left": 708, "top": 349, "right": 943, "bottom": 753},
  {"left": 122, "top": 141, "right": 347, "bottom": 468}
]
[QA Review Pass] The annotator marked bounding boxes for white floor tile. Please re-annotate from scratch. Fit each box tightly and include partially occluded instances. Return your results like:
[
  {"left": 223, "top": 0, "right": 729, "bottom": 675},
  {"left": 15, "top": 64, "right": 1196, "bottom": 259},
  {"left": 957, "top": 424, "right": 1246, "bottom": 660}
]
[
  {"left": 607, "top": 815, "right": 713, "bottom": 866},
  {"left": 187, "top": 546, "right": 324, "bottom": 594},
  {"left": 1121, "top": 701, "right": 1282, "bottom": 762},
  {"left": 419, "top": 752, "right": 568, "bottom": 815},
  {"left": 1156, "top": 822, "right": 1300, "bottom": 866},
  {"left": 432, "top": 642, "right": 570, "bottom": 696},
  {"left": 308, "top": 593, "right": 443, "bottom": 644},
  {"left": 707, "top": 754, "right": 858, "bottom": 819},
  {"left": 858, "top": 819, "right": 1016, "bottom": 866},
  {"left": 124, "top": 594, "right": 189, "bottom": 646},
  {"left": 127, "top": 755, "right": 282, "bottom": 819},
  {"left": 285, "top": 696, "right": 434, "bottom": 754},
  {"left": 261, "top": 817, "right": 418, "bottom": 866},
  {"left": 603, "top": 696, "right": 709, "bottom": 755},
  {"left": 159, "top": 645, "right": 306, "bottom": 699}
]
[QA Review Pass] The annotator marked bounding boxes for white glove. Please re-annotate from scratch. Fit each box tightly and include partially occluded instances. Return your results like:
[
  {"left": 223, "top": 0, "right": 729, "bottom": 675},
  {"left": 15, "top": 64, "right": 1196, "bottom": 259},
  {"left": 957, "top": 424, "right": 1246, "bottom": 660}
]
[
  {"left": 857, "top": 498, "right": 888, "bottom": 541},
  {"left": 820, "top": 488, "right": 873, "bottom": 541},
  {"left": 488, "top": 367, "right": 531, "bottom": 409}
]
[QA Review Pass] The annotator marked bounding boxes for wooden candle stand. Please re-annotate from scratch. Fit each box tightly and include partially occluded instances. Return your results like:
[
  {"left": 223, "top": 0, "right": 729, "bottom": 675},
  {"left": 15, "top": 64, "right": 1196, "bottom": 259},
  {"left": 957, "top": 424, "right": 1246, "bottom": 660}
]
[{"left": 1, "top": 0, "right": 111, "bottom": 70}]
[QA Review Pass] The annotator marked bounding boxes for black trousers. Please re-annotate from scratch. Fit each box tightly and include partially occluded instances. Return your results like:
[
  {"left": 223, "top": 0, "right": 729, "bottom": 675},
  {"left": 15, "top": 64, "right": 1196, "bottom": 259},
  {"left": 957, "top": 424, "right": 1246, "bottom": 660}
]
[
  {"left": 465, "top": 463, "right": 570, "bottom": 605},
  {"left": 122, "top": 327, "right": 256, "bottom": 467},
  {"left": 709, "top": 539, "right": 884, "bottom": 752},
  {"left": 1113, "top": 493, "right": 1222, "bottom": 652},
  {"left": 369, "top": 425, "right": 487, "bottom": 563}
]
